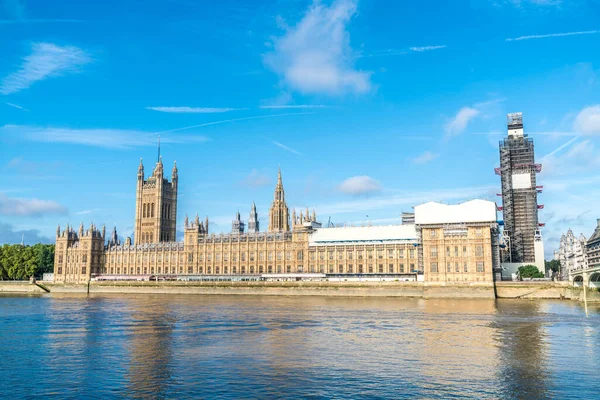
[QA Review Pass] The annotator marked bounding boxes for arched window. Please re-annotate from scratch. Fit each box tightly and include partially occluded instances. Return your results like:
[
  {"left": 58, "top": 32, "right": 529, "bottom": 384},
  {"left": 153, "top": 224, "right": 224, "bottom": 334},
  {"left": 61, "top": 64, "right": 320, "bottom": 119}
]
[
  {"left": 151, "top": 203, "right": 155, "bottom": 218},
  {"left": 143, "top": 204, "right": 146, "bottom": 218}
]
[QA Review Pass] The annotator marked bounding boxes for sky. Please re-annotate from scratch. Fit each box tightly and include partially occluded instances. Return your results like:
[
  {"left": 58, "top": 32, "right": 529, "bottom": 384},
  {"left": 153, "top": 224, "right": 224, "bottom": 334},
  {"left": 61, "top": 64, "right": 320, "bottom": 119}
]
[{"left": 1, "top": 0, "right": 599, "bottom": 258}]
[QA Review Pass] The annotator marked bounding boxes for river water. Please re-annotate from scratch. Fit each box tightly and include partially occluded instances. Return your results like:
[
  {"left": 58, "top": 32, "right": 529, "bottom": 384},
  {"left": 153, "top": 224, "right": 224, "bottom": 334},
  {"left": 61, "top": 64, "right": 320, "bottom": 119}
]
[{"left": 1, "top": 294, "right": 598, "bottom": 399}]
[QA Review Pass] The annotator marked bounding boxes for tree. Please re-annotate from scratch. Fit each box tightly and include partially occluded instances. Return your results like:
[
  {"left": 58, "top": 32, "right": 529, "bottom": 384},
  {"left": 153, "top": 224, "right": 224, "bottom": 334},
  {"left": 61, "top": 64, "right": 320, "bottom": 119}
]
[
  {"left": 545, "top": 259, "right": 560, "bottom": 274},
  {"left": 0, "top": 243, "right": 55, "bottom": 280},
  {"left": 518, "top": 264, "right": 545, "bottom": 279}
]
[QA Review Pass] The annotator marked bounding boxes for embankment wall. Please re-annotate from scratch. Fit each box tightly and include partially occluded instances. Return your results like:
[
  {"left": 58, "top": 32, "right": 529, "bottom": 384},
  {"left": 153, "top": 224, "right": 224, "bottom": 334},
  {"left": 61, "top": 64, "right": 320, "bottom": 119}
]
[{"left": 0, "top": 280, "right": 597, "bottom": 301}]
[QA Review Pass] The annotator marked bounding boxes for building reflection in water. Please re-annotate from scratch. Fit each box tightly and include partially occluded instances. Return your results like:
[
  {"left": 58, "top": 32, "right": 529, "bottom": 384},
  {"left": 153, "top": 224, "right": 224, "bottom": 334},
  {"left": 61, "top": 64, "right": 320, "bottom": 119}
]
[
  {"left": 414, "top": 299, "right": 500, "bottom": 396},
  {"left": 125, "top": 297, "right": 175, "bottom": 398},
  {"left": 493, "top": 300, "right": 549, "bottom": 399}
]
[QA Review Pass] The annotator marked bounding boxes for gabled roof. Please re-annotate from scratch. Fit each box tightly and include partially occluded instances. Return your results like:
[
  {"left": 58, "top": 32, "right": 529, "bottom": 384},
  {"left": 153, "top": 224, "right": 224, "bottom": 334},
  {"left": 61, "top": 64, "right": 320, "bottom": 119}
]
[{"left": 588, "top": 219, "right": 600, "bottom": 244}]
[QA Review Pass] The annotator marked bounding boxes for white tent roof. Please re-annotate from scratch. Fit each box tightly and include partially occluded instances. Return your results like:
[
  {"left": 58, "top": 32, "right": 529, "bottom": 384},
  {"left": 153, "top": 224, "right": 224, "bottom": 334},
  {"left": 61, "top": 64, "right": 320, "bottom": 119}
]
[
  {"left": 309, "top": 225, "right": 417, "bottom": 246},
  {"left": 414, "top": 199, "right": 497, "bottom": 225}
]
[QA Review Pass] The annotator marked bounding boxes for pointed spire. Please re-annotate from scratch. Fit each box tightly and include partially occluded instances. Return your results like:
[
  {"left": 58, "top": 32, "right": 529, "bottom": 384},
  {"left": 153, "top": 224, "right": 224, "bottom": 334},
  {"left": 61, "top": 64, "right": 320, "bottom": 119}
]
[
  {"left": 205, "top": 216, "right": 209, "bottom": 233},
  {"left": 277, "top": 165, "right": 282, "bottom": 186},
  {"left": 312, "top": 209, "right": 316, "bottom": 222},
  {"left": 56, "top": 224, "right": 60, "bottom": 237},
  {"left": 185, "top": 214, "right": 189, "bottom": 228},
  {"left": 157, "top": 134, "right": 161, "bottom": 163},
  {"left": 195, "top": 213, "right": 200, "bottom": 226}
]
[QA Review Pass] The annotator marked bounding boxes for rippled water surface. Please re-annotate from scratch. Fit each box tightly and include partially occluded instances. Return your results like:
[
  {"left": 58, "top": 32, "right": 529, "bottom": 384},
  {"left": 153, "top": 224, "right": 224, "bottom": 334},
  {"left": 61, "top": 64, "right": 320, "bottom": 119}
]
[{"left": 1, "top": 294, "right": 599, "bottom": 399}]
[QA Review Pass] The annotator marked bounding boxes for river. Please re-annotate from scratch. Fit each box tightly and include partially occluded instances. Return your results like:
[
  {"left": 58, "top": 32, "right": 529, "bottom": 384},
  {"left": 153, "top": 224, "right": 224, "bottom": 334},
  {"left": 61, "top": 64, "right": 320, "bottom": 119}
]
[{"left": 1, "top": 294, "right": 598, "bottom": 399}]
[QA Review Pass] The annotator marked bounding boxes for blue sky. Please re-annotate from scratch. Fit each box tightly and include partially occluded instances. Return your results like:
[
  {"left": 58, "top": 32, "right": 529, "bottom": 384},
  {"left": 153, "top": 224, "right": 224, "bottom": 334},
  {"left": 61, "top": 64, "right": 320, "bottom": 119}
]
[{"left": 1, "top": 0, "right": 599, "bottom": 257}]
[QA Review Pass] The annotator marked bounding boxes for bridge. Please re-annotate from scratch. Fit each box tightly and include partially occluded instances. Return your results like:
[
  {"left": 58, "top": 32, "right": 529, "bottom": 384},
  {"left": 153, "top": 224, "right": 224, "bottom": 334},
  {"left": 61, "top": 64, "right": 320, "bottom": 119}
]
[{"left": 570, "top": 266, "right": 600, "bottom": 288}]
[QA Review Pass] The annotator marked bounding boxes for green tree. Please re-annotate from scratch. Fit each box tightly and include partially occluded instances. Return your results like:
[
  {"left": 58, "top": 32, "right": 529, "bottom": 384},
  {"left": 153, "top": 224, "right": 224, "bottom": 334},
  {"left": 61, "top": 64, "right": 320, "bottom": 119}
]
[
  {"left": 545, "top": 259, "right": 560, "bottom": 274},
  {"left": 518, "top": 264, "right": 545, "bottom": 279},
  {"left": 0, "top": 243, "right": 55, "bottom": 280}
]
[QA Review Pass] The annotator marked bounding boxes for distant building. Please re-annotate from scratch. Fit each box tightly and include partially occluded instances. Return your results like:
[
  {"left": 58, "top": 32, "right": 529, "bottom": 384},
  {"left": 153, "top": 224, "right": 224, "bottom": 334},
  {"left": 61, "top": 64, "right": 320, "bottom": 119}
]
[
  {"left": 232, "top": 211, "right": 245, "bottom": 234},
  {"left": 134, "top": 157, "right": 178, "bottom": 244},
  {"left": 401, "top": 212, "right": 415, "bottom": 225},
  {"left": 268, "top": 167, "right": 290, "bottom": 233},
  {"left": 415, "top": 200, "right": 500, "bottom": 283},
  {"left": 496, "top": 113, "right": 545, "bottom": 278},
  {"left": 586, "top": 219, "right": 600, "bottom": 272},
  {"left": 54, "top": 152, "right": 499, "bottom": 284},
  {"left": 554, "top": 229, "right": 588, "bottom": 280},
  {"left": 247, "top": 202, "right": 259, "bottom": 233}
]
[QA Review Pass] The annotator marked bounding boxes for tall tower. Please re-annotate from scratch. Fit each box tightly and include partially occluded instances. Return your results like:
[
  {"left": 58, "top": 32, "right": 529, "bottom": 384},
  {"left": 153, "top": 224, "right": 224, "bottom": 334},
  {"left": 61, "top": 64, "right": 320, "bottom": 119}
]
[
  {"left": 231, "top": 211, "right": 245, "bottom": 234},
  {"left": 268, "top": 167, "right": 290, "bottom": 232},
  {"left": 134, "top": 155, "right": 178, "bottom": 245},
  {"left": 248, "top": 202, "right": 259, "bottom": 233},
  {"left": 497, "top": 113, "right": 542, "bottom": 264}
]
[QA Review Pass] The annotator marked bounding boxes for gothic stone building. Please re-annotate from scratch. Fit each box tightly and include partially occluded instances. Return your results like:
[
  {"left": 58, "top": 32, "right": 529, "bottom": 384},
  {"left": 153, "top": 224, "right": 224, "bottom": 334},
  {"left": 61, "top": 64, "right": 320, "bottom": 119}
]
[{"left": 54, "top": 157, "right": 500, "bottom": 284}]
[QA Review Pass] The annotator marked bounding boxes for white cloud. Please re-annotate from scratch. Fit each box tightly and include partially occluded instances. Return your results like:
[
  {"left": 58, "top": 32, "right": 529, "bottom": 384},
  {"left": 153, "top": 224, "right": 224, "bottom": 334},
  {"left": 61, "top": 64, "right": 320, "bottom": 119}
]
[
  {"left": 272, "top": 140, "right": 302, "bottom": 155},
  {"left": 264, "top": 0, "right": 371, "bottom": 95},
  {"left": 506, "top": 30, "right": 598, "bottom": 42},
  {"left": 0, "top": 42, "right": 91, "bottom": 95},
  {"left": 412, "top": 151, "right": 439, "bottom": 164},
  {"left": 0, "top": 125, "right": 209, "bottom": 149},
  {"left": 409, "top": 45, "right": 447, "bottom": 52},
  {"left": 241, "top": 169, "right": 271, "bottom": 188},
  {"left": 444, "top": 107, "right": 480, "bottom": 137},
  {"left": 573, "top": 105, "right": 600, "bottom": 135},
  {"left": 0, "top": 193, "right": 67, "bottom": 216},
  {"left": 338, "top": 176, "right": 382, "bottom": 195},
  {"left": 146, "top": 107, "right": 243, "bottom": 113},
  {"left": 5, "top": 102, "right": 29, "bottom": 111},
  {"left": 75, "top": 208, "right": 100, "bottom": 215}
]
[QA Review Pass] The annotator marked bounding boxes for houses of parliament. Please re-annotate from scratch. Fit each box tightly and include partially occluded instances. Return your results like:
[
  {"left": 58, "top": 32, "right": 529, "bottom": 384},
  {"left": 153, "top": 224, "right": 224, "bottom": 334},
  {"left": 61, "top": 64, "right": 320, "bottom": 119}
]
[{"left": 54, "top": 155, "right": 501, "bottom": 284}]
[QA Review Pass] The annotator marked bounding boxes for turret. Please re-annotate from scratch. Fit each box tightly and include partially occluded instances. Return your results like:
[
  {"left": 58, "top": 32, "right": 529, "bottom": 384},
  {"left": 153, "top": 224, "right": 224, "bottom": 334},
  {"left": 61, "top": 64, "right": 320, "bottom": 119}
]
[
  {"left": 138, "top": 158, "right": 144, "bottom": 181},
  {"left": 172, "top": 161, "right": 178, "bottom": 188},
  {"left": 154, "top": 156, "right": 164, "bottom": 178},
  {"left": 56, "top": 224, "right": 60, "bottom": 237},
  {"left": 248, "top": 201, "right": 259, "bottom": 233}
]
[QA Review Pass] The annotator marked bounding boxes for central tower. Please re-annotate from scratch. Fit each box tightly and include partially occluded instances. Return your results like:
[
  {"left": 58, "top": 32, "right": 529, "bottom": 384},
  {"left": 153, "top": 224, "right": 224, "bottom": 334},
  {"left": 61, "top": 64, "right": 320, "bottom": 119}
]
[
  {"left": 497, "top": 112, "right": 542, "bottom": 264},
  {"left": 134, "top": 156, "right": 178, "bottom": 244},
  {"left": 268, "top": 167, "right": 290, "bottom": 232}
]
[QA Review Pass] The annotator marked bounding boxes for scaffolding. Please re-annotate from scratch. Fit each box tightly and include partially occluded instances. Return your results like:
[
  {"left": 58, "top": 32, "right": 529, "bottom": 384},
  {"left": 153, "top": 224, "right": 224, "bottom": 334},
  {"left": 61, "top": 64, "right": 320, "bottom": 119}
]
[{"left": 497, "top": 113, "right": 540, "bottom": 264}]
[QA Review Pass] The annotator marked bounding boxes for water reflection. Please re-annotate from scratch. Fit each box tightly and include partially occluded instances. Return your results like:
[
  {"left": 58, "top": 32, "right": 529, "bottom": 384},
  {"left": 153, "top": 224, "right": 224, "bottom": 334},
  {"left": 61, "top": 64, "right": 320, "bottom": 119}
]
[
  {"left": 0, "top": 294, "right": 598, "bottom": 399},
  {"left": 125, "top": 297, "right": 175, "bottom": 398},
  {"left": 493, "top": 301, "right": 549, "bottom": 399}
]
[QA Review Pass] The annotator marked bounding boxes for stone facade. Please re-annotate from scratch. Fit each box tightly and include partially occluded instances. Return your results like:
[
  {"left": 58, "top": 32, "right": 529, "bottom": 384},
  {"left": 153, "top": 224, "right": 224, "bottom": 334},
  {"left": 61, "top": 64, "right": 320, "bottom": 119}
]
[
  {"left": 554, "top": 229, "right": 588, "bottom": 280},
  {"left": 420, "top": 224, "right": 498, "bottom": 283},
  {"left": 53, "top": 157, "right": 499, "bottom": 284},
  {"left": 585, "top": 219, "right": 600, "bottom": 271},
  {"left": 268, "top": 167, "right": 290, "bottom": 233},
  {"left": 134, "top": 158, "right": 178, "bottom": 244}
]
